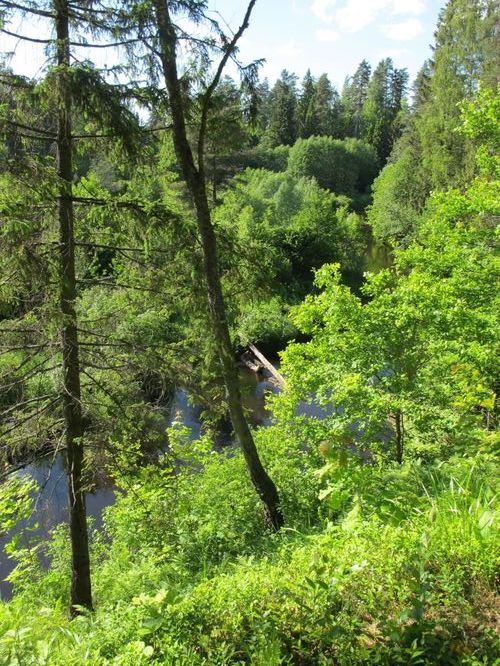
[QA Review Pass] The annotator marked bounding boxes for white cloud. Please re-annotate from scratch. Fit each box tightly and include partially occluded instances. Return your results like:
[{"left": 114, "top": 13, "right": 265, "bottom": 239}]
[
  {"left": 335, "top": 0, "right": 388, "bottom": 32},
  {"left": 311, "top": 0, "right": 427, "bottom": 32},
  {"left": 315, "top": 28, "right": 339, "bottom": 42},
  {"left": 391, "top": 0, "right": 426, "bottom": 16},
  {"left": 310, "top": 0, "right": 337, "bottom": 24},
  {"left": 382, "top": 18, "right": 423, "bottom": 40}
]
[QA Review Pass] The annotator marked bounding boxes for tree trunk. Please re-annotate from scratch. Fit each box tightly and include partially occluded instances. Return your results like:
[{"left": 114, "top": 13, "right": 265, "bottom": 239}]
[
  {"left": 395, "top": 409, "right": 404, "bottom": 464},
  {"left": 55, "top": 0, "right": 92, "bottom": 613},
  {"left": 153, "top": 0, "right": 283, "bottom": 529},
  {"left": 212, "top": 154, "right": 217, "bottom": 205}
]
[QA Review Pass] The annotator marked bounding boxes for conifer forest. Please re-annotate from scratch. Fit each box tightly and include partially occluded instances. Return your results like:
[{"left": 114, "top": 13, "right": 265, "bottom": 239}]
[{"left": 0, "top": 0, "right": 498, "bottom": 663}]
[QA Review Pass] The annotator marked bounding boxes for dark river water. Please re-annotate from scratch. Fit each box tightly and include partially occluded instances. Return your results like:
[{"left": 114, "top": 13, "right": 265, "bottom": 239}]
[{"left": 0, "top": 368, "right": 279, "bottom": 600}]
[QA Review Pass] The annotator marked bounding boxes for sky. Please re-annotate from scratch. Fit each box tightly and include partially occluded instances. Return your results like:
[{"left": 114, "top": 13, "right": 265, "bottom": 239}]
[
  {"left": 213, "top": 0, "right": 444, "bottom": 88},
  {"left": 1, "top": 0, "right": 445, "bottom": 90}
]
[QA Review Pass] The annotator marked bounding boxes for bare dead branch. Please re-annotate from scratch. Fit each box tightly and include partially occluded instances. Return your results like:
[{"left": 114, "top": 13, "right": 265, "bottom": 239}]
[
  {"left": 0, "top": 1, "right": 55, "bottom": 19},
  {"left": 1, "top": 396, "right": 60, "bottom": 437},
  {"left": 0, "top": 393, "right": 57, "bottom": 419},
  {"left": 197, "top": 0, "right": 257, "bottom": 172},
  {"left": 0, "top": 27, "right": 52, "bottom": 43}
]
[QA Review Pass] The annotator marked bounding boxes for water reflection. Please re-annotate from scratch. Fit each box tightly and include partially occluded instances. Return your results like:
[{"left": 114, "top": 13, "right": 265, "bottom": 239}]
[
  {"left": 0, "top": 454, "right": 115, "bottom": 600},
  {"left": 0, "top": 367, "right": 277, "bottom": 600}
]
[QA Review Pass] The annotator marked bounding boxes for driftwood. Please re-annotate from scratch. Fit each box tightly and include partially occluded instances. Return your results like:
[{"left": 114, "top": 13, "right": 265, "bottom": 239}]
[
  {"left": 241, "top": 352, "right": 262, "bottom": 373},
  {"left": 248, "top": 343, "right": 285, "bottom": 387}
]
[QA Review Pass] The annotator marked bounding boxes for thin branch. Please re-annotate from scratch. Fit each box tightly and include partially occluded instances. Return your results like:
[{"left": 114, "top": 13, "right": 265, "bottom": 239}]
[
  {"left": 197, "top": 0, "right": 257, "bottom": 172},
  {"left": 0, "top": 348, "right": 51, "bottom": 382},
  {"left": 80, "top": 341, "right": 133, "bottom": 349},
  {"left": 1, "top": 397, "right": 60, "bottom": 437},
  {"left": 0, "top": 1, "right": 55, "bottom": 19},
  {"left": 0, "top": 327, "right": 38, "bottom": 334},
  {"left": 71, "top": 124, "right": 172, "bottom": 139},
  {"left": 0, "top": 365, "right": 59, "bottom": 395},
  {"left": 4, "top": 120, "right": 56, "bottom": 137},
  {"left": 74, "top": 240, "right": 172, "bottom": 255},
  {"left": 76, "top": 277, "right": 163, "bottom": 294},
  {"left": 81, "top": 367, "right": 126, "bottom": 412},
  {"left": 0, "top": 343, "right": 51, "bottom": 353},
  {"left": 70, "top": 196, "right": 150, "bottom": 215},
  {"left": 0, "top": 28, "right": 52, "bottom": 43},
  {"left": 0, "top": 443, "right": 64, "bottom": 481},
  {"left": 83, "top": 361, "right": 129, "bottom": 372},
  {"left": 70, "top": 37, "right": 141, "bottom": 49},
  {"left": 5, "top": 130, "right": 55, "bottom": 142},
  {"left": 0, "top": 393, "right": 56, "bottom": 419}
]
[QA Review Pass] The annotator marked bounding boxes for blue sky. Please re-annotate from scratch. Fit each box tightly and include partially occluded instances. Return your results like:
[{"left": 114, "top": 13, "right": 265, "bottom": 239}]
[
  {"left": 211, "top": 0, "right": 444, "bottom": 89},
  {"left": 1, "top": 0, "right": 445, "bottom": 90}
]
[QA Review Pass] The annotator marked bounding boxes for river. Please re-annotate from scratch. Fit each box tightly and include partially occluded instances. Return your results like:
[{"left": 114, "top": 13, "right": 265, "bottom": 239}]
[
  {"left": 0, "top": 239, "right": 391, "bottom": 600},
  {"left": 0, "top": 367, "right": 279, "bottom": 600}
]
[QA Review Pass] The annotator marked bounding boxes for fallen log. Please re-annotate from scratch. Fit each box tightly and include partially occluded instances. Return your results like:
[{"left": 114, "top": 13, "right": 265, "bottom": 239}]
[
  {"left": 248, "top": 343, "right": 285, "bottom": 387},
  {"left": 241, "top": 352, "right": 263, "bottom": 373}
]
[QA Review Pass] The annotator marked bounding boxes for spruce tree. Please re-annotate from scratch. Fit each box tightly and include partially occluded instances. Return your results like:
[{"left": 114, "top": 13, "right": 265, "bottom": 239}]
[
  {"left": 368, "top": 0, "right": 499, "bottom": 243},
  {"left": 362, "top": 58, "right": 393, "bottom": 164},
  {"left": 0, "top": 0, "right": 93, "bottom": 613},
  {"left": 0, "top": 0, "right": 143, "bottom": 614},
  {"left": 54, "top": 0, "right": 92, "bottom": 613},
  {"left": 254, "top": 77, "right": 271, "bottom": 136},
  {"left": 313, "top": 74, "right": 339, "bottom": 137},
  {"left": 342, "top": 59, "right": 371, "bottom": 138},
  {"left": 266, "top": 70, "right": 298, "bottom": 147},
  {"left": 412, "top": 60, "right": 432, "bottom": 112},
  {"left": 297, "top": 69, "right": 316, "bottom": 139},
  {"left": 417, "top": 0, "right": 499, "bottom": 189}
]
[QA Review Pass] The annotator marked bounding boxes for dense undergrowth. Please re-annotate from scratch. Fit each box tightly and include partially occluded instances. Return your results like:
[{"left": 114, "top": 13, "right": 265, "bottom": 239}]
[{"left": 0, "top": 424, "right": 498, "bottom": 664}]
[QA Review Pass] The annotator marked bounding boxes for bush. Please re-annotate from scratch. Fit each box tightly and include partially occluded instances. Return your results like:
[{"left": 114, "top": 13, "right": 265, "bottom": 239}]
[
  {"left": 287, "top": 136, "right": 378, "bottom": 197},
  {"left": 1, "top": 453, "right": 496, "bottom": 665}
]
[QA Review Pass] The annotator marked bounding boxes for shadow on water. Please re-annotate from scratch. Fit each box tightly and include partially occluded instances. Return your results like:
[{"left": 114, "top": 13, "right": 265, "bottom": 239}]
[
  {"left": 365, "top": 236, "right": 393, "bottom": 274},
  {"left": 0, "top": 367, "right": 279, "bottom": 600}
]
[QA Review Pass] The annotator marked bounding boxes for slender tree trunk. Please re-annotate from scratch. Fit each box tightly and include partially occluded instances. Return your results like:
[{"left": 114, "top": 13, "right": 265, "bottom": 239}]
[
  {"left": 212, "top": 154, "right": 217, "bottom": 205},
  {"left": 395, "top": 409, "right": 403, "bottom": 464},
  {"left": 55, "top": 0, "right": 92, "bottom": 613},
  {"left": 153, "top": 0, "right": 283, "bottom": 529}
]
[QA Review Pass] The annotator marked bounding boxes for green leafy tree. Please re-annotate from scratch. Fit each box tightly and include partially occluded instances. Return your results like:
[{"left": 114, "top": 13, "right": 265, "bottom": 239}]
[
  {"left": 368, "top": 0, "right": 499, "bottom": 245},
  {"left": 216, "top": 168, "right": 364, "bottom": 306},
  {"left": 362, "top": 58, "right": 399, "bottom": 164},
  {"left": 278, "top": 89, "right": 499, "bottom": 464},
  {"left": 417, "top": 0, "right": 499, "bottom": 190},
  {"left": 297, "top": 72, "right": 342, "bottom": 139},
  {"left": 367, "top": 146, "right": 423, "bottom": 242},
  {"left": 287, "top": 135, "right": 378, "bottom": 199},
  {"left": 313, "top": 73, "right": 342, "bottom": 137},
  {"left": 412, "top": 60, "right": 432, "bottom": 112}
]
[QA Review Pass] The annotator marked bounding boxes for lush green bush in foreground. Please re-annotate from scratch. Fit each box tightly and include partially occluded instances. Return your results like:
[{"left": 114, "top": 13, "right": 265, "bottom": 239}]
[{"left": 0, "top": 442, "right": 497, "bottom": 665}]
